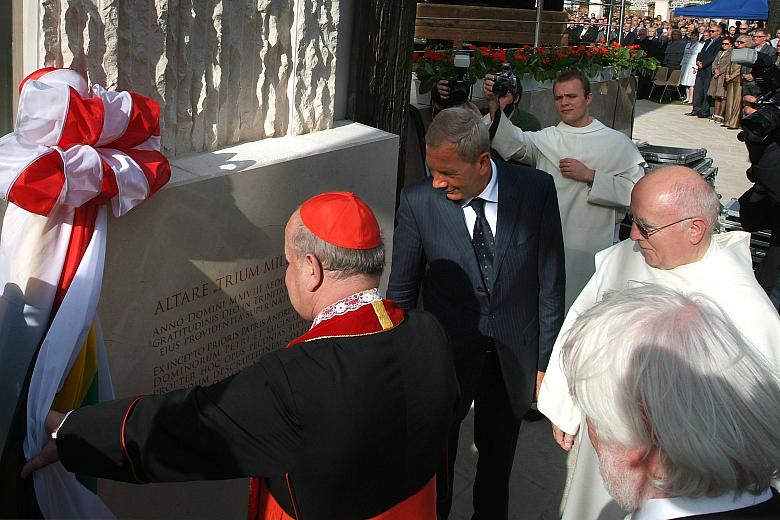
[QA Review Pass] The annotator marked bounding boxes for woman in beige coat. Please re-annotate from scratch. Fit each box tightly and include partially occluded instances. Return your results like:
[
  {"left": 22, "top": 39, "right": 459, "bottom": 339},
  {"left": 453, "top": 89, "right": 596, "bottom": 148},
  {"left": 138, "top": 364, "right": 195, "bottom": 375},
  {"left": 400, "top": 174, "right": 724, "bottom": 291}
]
[
  {"left": 707, "top": 37, "right": 733, "bottom": 124},
  {"left": 724, "top": 36, "right": 749, "bottom": 129}
]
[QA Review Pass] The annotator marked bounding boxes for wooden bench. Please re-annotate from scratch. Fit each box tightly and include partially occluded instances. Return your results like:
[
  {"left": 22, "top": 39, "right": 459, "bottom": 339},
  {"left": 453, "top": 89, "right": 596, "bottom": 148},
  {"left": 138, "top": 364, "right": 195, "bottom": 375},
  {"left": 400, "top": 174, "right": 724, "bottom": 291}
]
[{"left": 415, "top": 3, "right": 569, "bottom": 49}]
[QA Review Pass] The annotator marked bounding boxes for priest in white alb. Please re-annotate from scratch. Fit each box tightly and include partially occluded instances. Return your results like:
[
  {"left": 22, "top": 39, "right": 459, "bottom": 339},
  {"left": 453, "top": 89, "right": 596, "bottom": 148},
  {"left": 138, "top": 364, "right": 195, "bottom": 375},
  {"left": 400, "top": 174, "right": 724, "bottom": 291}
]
[
  {"left": 538, "top": 166, "right": 780, "bottom": 520},
  {"left": 483, "top": 70, "right": 645, "bottom": 309}
]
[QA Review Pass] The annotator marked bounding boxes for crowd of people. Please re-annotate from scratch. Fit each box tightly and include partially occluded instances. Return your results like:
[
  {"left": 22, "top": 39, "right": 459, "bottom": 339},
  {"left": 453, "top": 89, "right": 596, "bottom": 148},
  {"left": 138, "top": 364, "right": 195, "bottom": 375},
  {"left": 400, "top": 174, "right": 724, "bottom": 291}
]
[{"left": 569, "top": 12, "right": 778, "bottom": 129}]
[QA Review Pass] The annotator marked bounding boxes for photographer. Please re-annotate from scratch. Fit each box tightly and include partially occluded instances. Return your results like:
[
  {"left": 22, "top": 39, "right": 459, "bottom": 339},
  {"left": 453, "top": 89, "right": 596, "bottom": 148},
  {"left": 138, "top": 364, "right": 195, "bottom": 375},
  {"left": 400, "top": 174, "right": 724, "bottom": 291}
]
[
  {"left": 739, "top": 181, "right": 780, "bottom": 309},
  {"left": 435, "top": 73, "right": 542, "bottom": 131},
  {"left": 738, "top": 95, "right": 780, "bottom": 309},
  {"left": 730, "top": 45, "right": 780, "bottom": 310}
]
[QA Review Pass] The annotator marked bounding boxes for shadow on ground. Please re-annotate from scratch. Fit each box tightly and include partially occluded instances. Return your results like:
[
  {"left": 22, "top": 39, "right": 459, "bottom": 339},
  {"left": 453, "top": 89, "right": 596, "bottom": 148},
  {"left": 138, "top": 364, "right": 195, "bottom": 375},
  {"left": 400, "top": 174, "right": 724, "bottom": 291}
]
[{"left": 450, "top": 407, "right": 572, "bottom": 520}]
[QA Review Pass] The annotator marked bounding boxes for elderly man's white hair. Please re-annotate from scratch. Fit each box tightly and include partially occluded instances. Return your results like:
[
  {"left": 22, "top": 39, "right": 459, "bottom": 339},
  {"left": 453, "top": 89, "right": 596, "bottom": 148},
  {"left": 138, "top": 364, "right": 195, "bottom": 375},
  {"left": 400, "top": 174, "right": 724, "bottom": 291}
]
[{"left": 562, "top": 283, "right": 780, "bottom": 498}]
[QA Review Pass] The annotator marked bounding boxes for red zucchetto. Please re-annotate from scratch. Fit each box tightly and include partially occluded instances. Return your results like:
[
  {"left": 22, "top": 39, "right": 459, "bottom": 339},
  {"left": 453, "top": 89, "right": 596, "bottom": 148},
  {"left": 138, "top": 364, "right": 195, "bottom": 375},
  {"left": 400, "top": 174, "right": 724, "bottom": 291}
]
[{"left": 299, "top": 192, "right": 381, "bottom": 250}]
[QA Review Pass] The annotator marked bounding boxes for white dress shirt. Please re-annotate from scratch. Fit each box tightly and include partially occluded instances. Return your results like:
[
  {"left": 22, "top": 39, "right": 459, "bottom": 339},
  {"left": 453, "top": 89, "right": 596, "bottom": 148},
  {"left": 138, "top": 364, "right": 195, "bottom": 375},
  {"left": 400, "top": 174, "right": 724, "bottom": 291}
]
[
  {"left": 629, "top": 488, "right": 773, "bottom": 519},
  {"left": 461, "top": 160, "right": 498, "bottom": 239}
]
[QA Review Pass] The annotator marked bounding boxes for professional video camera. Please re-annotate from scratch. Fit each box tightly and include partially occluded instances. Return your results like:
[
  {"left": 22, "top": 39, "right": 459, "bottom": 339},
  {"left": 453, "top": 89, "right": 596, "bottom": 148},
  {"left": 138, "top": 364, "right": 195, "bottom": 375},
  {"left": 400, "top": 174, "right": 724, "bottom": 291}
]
[
  {"left": 730, "top": 48, "right": 780, "bottom": 204},
  {"left": 731, "top": 48, "right": 780, "bottom": 142},
  {"left": 492, "top": 63, "right": 520, "bottom": 98}
]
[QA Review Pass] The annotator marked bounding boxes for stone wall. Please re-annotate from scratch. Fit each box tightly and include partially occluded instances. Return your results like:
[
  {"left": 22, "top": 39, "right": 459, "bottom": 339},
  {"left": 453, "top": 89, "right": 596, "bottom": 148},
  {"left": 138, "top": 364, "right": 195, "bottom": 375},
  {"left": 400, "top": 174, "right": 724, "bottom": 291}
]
[{"left": 38, "top": 0, "right": 340, "bottom": 157}]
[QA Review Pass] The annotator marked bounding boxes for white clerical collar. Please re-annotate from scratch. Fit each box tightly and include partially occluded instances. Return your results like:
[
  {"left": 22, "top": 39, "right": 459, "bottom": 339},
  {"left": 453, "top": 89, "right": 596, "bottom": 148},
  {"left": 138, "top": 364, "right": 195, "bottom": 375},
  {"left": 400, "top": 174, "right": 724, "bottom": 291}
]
[
  {"left": 461, "top": 159, "right": 499, "bottom": 207},
  {"left": 557, "top": 118, "right": 604, "bottom": 134},
  {"left": 629, "top": 488, "right": 772, "bottom": 520},
  {"left": 670, "top": 239, "right": 718, "bottom": 274},
  {"left": 311, "top": 288, "right": 382, "bottom": 328}
]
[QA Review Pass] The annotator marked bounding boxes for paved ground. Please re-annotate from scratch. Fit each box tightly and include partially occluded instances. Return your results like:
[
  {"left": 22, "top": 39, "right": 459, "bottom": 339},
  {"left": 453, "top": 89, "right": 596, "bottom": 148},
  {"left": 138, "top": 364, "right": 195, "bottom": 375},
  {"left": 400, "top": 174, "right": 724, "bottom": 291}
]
[
  {"left": 449, "top": 407, "right": 573, "bottom": 520},
  {"left": 448, "top": 98, "right": 754, "bottom": 520},
  {"left": 632, "top": 98, "right": 752, "bottom": 204}
]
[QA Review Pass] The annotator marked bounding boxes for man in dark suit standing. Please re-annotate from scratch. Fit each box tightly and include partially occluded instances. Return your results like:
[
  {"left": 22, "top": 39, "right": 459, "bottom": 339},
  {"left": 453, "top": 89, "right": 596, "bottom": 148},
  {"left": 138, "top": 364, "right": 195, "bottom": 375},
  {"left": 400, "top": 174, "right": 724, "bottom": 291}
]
[
  {"left": 387, "top": 107, "right": 565, "bottom": 520},
  {"left": 689, "top": 24, "right": 722, "bottom": 117},
  {"left": 621, "top": 22, "right": 637, "bottom": 45},
  {"left": 575, "top": 19, "right": 599, "bottom": 44},
  {"left": 561, "top": 284, "right": 780, "bottom": 519}
]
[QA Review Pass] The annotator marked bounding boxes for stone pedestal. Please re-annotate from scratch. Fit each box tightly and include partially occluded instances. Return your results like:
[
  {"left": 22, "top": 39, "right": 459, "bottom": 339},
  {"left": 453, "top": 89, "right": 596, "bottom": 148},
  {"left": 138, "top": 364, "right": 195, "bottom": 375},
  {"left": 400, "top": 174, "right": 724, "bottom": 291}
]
[{"left": 94, "top": 122, "right": 399, "bottom": 519}]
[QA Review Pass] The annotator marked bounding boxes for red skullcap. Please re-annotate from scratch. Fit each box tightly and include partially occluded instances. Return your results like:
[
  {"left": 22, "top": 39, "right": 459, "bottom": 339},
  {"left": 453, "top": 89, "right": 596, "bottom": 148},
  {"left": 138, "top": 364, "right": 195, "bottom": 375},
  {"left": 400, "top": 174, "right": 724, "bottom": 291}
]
[{"left": 299, "top": 192, "right": 381, "bottom": 250}]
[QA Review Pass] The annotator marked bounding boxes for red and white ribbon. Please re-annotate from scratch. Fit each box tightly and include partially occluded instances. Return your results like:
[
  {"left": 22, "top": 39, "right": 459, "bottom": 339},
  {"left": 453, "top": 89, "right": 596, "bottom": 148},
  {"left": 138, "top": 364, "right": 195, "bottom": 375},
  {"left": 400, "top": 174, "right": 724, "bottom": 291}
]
[
  {"left": 0, "top": 67, "right": 171, "bottom": 518},
  {"left": 5, "top": 67, "right": 169, "bottom": 217}
]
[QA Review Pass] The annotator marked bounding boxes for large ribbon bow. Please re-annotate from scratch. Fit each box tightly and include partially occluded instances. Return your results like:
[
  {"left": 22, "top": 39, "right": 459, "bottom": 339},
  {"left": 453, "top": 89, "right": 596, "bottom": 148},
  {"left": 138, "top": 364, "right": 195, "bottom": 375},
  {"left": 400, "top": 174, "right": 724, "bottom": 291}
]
[
  {"left": 1, "top": 67, "right": 170, "bottom": 216},
  {"left": 0, "top": 68, "right": 170, "bottom": 519}
]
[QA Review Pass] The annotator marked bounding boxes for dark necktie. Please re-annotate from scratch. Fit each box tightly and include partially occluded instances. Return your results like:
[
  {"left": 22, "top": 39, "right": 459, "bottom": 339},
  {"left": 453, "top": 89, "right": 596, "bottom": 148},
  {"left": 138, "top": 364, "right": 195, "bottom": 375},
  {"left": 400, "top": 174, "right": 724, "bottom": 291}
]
[{"left": 469, "top": 197, "right": 495, "bottom": 293}]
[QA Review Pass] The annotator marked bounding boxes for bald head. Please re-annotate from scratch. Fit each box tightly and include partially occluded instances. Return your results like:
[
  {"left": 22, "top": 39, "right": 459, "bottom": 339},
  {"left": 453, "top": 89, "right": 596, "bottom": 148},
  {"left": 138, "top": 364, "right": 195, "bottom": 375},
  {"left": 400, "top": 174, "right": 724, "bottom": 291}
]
[
  {"left": 630, "top": 167, "right": 720, "bottom": 269},
  {"left": 634, "top": 166, "right": 720, "bottom": 231}
]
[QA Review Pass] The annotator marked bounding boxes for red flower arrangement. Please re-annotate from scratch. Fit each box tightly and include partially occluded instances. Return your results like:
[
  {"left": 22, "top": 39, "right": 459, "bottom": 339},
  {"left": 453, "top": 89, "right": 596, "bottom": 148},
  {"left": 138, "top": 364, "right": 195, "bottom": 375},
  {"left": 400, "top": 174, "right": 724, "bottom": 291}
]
[{"left": 412, "top": 43, "right": 658, "bottom": 94}]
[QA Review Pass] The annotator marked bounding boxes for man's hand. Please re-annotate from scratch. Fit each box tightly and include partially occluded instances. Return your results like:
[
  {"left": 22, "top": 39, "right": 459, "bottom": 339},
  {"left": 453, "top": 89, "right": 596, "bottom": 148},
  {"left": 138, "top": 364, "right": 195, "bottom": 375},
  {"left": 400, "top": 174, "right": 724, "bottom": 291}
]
[
  {"left": 483, "top": 74, "right": 514, "bottom": 119},
  {"left": 20, "top": 410, "right": 65, "bottom": 478},
  {"left": 436, "top": 79, "right": 451, "bottom": 101},
  {"left": 559, "top": 158, "right": 595, "bottom": 184},
  {"left": 744, "top": 72, "right": 754, "bottom": 82},
  {"left": 552, "top": 424, "right": 576, "bottom": 452},
  {"left": 744, "top": 94, "right": 758, "bottom": 115},
  {"left": 535, "top": 371, "right": 545, "bottom": 400}
]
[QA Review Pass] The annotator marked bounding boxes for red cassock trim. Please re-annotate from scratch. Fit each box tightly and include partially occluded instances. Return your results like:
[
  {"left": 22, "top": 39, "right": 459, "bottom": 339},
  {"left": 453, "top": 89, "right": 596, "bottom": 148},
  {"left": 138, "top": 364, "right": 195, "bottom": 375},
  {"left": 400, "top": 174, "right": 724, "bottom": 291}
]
[
  {"left": 122, "top": 148, "right": 171, "bottom": 197},
  {"left": 104, "top": 92, "right": 161, "bottom": 149},
  {"left": 288, "top": 300, "right": 405, "bottom": 347},
  {"left": 120, "top": 396, "right": 146, "bottom": 484},
  {"left": 7, "top": 150, "right": 66, "bottom": 217},
  {"left": 59, "top": 87, "right": 105, "bottom": 148},
  {"left": 248, "top": 476, "right": 437, "bottom": 520}
]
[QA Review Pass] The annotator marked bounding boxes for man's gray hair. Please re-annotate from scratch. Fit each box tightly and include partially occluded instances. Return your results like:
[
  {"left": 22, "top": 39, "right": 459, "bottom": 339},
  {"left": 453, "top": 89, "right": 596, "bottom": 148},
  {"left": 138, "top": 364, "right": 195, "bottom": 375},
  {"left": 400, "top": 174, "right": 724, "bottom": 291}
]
[
  {"left": 292, "top": 217, "right": 384, "bottom": 278},
  {"left": 425, "top": 107, "right": 490, "bottom": 163},
  {"left": 562, "top": 283, "right": 780, "bottom": 497}
]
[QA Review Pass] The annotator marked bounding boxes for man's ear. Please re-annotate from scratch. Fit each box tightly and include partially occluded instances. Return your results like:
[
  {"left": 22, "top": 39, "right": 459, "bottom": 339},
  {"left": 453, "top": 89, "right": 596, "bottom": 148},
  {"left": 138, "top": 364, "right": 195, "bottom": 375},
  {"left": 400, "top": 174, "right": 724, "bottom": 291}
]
[
  {"left": 303, "top": 253, "right": 324, "bottom": 292},
  {"left": 626, "top": 443, "right": 661, "bottom": 476},
  {"left": 479, "top": 151, "right": 492, "bottom": 174},
  {"left": 688, "top": 217, "right": 709, "bottom": 245}
]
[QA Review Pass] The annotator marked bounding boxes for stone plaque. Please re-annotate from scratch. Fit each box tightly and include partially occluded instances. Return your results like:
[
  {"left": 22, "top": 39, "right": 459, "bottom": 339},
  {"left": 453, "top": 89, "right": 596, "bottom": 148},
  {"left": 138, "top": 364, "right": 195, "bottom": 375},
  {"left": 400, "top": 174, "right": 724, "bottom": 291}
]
[{"left": 95, "top": 123, "right": 399, "bottom": 518}]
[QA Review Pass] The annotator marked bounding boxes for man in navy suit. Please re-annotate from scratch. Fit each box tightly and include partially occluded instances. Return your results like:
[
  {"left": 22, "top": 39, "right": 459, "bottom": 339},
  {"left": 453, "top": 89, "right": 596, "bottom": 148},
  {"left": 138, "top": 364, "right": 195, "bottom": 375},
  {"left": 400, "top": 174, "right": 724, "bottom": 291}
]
[
  {"left": 387, "top": 107, "right": 565, "bottom": 519},
  {"left": 689, "top": 24, "right": 722, "bottom": 117}
]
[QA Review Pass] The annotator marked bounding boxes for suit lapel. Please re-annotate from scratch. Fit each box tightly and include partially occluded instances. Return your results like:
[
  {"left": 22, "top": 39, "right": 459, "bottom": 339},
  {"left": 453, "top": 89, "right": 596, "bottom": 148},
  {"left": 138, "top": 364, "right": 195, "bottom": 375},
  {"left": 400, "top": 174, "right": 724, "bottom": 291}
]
[
  {"left": 433, "top": 188, "right": 475, "bottom": 258},
  {"left": 432, "top": 187, "right": 488, "bottom": 294},
  {"left": 493, "top": 166, "right": 524, "bottom": 293}
]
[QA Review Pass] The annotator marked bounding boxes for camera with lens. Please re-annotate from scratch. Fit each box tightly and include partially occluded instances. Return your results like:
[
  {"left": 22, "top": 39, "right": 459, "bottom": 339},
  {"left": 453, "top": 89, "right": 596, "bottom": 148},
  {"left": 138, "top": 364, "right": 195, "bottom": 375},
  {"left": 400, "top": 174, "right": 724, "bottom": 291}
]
[
  {"left": 492, "top": 63, "right": 520, "bottom": 98},
  {"left": 731, "top": 48, "right": 780, "bottom": 142},
  {"left": 446, "top": 53, "right": 473, "bottom": 106},
  {"left": 730, "top": 47, "right": 780, "bottom": 204}
]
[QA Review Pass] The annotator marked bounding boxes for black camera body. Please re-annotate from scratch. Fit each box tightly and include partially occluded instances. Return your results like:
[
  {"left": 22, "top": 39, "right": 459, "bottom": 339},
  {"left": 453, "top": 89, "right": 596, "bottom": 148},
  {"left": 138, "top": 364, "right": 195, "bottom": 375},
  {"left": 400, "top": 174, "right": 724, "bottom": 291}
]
[
  {"left": 731, "top": 48, "right": 780, "bottom": 204},
  {"left": 447, "top": 53, "right": 472, "bottom": 105},
  {"left": 740, "top": 90, "right": 780, "bottom": 141},
  {"left": 492, "top": 63, "right": 520, "bottom": 98},
  {"left": 731, "top": 48, "right": 780, "bottom": 141}
]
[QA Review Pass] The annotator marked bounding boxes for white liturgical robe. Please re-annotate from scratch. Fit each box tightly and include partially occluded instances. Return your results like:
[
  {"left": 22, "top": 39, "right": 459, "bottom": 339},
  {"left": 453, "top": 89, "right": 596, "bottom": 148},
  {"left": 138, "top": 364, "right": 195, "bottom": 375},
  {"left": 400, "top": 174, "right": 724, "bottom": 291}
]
[
  {"left": 488, "top": 114, "right": 645, "bottom": 309},
  {"left": 538, "top": 231, "right": 780, "bottom": 520}
]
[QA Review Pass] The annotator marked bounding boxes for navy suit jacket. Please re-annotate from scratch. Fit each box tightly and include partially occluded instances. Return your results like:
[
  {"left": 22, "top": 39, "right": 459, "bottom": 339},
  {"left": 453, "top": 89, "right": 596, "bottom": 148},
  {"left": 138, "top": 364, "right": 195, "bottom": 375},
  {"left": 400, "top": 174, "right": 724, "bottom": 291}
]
[
  {"left": 696, "top": 37, "right": 722, "bottom": 72},
  {"left": 387, "top": 161, "right": 565, "bottom": 418}
]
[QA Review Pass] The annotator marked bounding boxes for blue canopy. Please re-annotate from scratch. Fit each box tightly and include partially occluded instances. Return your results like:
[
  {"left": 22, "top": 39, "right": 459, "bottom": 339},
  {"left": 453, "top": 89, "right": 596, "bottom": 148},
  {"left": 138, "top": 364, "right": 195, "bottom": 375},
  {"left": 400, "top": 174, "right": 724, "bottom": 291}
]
[{"left": 674, "top": 0, "right": 768, "bottom": 20}]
